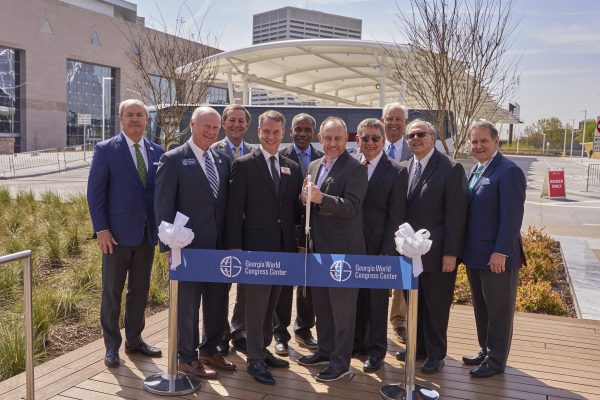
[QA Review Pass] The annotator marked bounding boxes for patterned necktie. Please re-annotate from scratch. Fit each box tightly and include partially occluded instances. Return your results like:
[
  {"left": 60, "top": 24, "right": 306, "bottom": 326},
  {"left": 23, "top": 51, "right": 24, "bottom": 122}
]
[
  {"left": 270, "top": 156, "right": 280, "bottom": 195},
  {"left": 133, "top": 143, "right": 147, "bottom": 186},
  {"left": 234, "top": 146, "right": 240, "bottom": 159},
  {"left": 469, "top": 163, "right": 484, "bottom": 192},
  {"left": 203, "top": 151, "right": 219, "bottom": 198},
  {"left": 299, "top": 151, "right": 309, "bottom": 177},
  {"left": 387, "top": 143, "right": 396, "bottom": 159},
  {"left": 409, "top": 160, "right": 422, "bottom": 194}
]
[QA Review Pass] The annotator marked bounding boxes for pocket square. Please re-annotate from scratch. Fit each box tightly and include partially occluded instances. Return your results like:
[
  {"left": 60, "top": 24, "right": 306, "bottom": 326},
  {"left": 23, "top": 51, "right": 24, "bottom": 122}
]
[{"left": 481, "top": 177, "right": 490, "bottom": 185}]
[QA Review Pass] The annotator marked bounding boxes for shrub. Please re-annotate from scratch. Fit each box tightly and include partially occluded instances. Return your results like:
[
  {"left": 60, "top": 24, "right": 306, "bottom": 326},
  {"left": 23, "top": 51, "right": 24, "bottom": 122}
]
[
  {"left": 0, "top": 262, "right": 20, "bottom": 306},
  {"left": 148, "top": 250, "right": 169, "bottom": 306},
  {"left": 516, "top": 281, "right": 568, "bottom": 315}
]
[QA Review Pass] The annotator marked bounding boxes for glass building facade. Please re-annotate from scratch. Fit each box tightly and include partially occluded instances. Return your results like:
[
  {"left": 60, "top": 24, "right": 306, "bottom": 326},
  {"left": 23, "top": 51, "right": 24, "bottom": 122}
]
[
  {"left": 0, "top": 47, "right": 22, "bottom": 152},
  {"left": 66, "top": 60, "right": 115, "bottom": 146}
]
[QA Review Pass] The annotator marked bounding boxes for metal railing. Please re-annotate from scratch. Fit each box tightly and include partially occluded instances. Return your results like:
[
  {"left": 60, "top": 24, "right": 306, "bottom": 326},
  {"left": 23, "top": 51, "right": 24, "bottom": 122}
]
[
  {"left": 0, "top": 250, "right": 34, "bottom": 399},
  {"left": 0, "top": 144, "right": 94, "bottom": 179},
  {"left": 587, "top": 164, "right": 600, "bottom": 191}
]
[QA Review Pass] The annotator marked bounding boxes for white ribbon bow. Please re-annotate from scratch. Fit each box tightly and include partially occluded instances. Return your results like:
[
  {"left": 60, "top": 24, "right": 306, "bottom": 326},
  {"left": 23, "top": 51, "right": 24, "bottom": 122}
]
[
  {"left": 158, "top": 212, "right": 195, "bottom": 269},
  {"left": 394, "top": 222, "right": 432, "bottom": 277}
]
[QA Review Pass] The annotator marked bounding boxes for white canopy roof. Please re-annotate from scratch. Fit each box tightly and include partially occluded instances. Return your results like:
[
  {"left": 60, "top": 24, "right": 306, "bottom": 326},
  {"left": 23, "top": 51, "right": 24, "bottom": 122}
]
[{"left": 194, "top": 38, "right": 520, "bottom": 124}]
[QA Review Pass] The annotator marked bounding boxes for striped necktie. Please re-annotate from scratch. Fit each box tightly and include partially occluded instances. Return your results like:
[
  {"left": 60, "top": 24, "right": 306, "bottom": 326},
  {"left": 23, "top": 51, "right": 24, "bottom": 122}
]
[
  {"left": 203, "top": 151, "right": 219, "bottom": 198},
  {"left": 409, "top": 160, "right": 422, "bottom": 194}
]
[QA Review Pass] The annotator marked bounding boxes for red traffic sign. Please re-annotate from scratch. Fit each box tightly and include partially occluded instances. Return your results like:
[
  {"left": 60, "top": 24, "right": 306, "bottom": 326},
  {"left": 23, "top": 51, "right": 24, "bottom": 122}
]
[
  {"left": 596, "top": 117, "right": 600, "bottom": 134},
  {"left": 547, "top": 170, "right": 566, "bottom": 199}
]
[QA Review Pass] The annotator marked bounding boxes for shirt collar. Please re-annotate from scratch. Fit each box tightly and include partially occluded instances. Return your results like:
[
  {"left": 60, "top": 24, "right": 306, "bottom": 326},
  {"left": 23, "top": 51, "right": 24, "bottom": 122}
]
[
  {"left": 294, "top": 143, "right": 311, "bottom": 157},
  {"left": 360, "top": 150, "right": 383, "bottom": 168},
  {"left": 413, "top": 147, "right": 435, "bottom": 168},
  {"left": 226, "top": 137, "right": 244, "bottom": 151},
  {"left": 123, "top": 133, "right": 145, "bottom": 150},
  {"left": 260, "top": 145, "right": 279, "bottom": 161},
  {"left": 188, "top": 138, "right": 208, "bottom": 158}
]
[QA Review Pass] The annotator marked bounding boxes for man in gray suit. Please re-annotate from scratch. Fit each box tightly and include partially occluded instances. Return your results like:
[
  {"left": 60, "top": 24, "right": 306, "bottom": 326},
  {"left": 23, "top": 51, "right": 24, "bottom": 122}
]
[
  {"left": 155, "top": 106, "right": 235, "bottom": 378},
  {"left": 397, "top": 119, "right": 468, "bottom": 374},
  {"left": 353, "top": 118, "right": 408, "bottom": 373},
  {"left": 274, "top": 113, "right": 323, "bottom": 355},
  {"left": 298, "top": 117, "right": 368, "bottom": 382},
  {"left": 381, "top": 102, "right": 412, "bottom": 344},
  {"left": 211, "top": 104, "right": 254, "bottom": 355}
]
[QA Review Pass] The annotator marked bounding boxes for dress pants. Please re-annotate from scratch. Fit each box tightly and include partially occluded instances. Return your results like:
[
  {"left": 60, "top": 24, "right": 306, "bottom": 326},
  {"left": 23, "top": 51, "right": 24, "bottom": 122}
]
[
  {"left": 466, "top": 267, "right": 519, "bottom": 371},
  {"left": 178, "top": 280, "right": 230, "bottom": 363},
  {"left": 246, "top": 284, "right": 282, "bottom": 361},
  {"left": 417, "top": 269, "right": 457, "bottom": 360},
  {"left": 313, "top": 287, "right": 359, "bottom": 373},
  {"left": 354, "top": 288, "right": 389, "bottom": 357},
  {"left": 390, "top": 289, "right": 408, "bottom": 329},
  {"left": 273, "top": 285, "right": 315, "bottom": 342},
  {"left": 100, "top": 236, "right": 154, "bottom": 353},
  {"left": 222, "top": 283, "right": 247, "bottom": 343}
]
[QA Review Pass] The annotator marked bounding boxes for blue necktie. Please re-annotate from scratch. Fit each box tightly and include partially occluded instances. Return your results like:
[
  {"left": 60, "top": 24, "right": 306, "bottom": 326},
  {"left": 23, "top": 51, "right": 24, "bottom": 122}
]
[
  {"left": 203, "top": 151, "right": 219, "bottom": 198},
  {"left": 387, "top": 143, "right": 395, "bottom": 159},
  {"left": 299, "top": 151, "right": 309, "bottom": 176},
  {"left": 469, "top": 163, "right": 484, "bottom": 192}
]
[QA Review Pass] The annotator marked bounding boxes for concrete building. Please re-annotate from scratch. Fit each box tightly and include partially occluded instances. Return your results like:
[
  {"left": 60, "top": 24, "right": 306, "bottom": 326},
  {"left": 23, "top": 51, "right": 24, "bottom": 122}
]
[{"left": 0, "top": 0, "right": 225, "bottom": 153}]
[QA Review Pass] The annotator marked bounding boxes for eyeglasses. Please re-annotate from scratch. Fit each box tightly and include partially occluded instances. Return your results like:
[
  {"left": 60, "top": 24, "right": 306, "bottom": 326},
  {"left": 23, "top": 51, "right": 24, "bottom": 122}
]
[
  {"left": 359, "top": 135, "right": 382, "bottom": 143},
  {"left": 406, "top": 131, "right": 429, "bottom": 140}
]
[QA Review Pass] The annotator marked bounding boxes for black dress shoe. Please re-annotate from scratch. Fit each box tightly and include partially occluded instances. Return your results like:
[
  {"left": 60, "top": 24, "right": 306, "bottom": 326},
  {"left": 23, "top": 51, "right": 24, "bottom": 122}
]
[
  {"left": 264, "top": 353, "right": 290, "bottom": 368},
  {"left": 274, "top": 341, "right": 289, "bottom": 356},
  {"left": 470, "top": 361, "right": 503, "bottom": 378},
  {"left": 462, "top": 350, "right": 486, "bottom": 366},
  {"left": 297, "top": 352, "right": 330, "bottom": 366},
  {"left": 395, "top": 349, "right": 426, "bottom": 362},
  {"left": 420, "top": 357, "right": 444, "bottom": 374},
  {"left": 125, "top": 341, "right": 162, "bottom": 357},
  {"left": 363, "top": 355, "right": 384, "bottom": 372},
  {"left": 315, "top": 366, "right": 350, "bottom": 382},
  {"left": 232, "top": 337, "right": 247, "bottom": 354},
  {"left": 248, "top": 361, "right": 275, "bottom": 385},
  {"left": 295, "top": 334, "right": 318, "bottom": 350},
  {"left": 217, "top": 340, "right": 230, "bottom": 356},
  {"left": 104, "top": 352, "right": 120, "bottom": 368}
]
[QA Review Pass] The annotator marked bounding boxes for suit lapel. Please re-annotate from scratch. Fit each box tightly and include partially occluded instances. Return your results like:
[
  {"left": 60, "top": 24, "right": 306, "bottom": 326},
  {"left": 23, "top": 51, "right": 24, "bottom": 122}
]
[
  {"left": 143, "top": 137, "right": 158, "bottom": 184},
  {"left": 279, "top": 156, "right": 290, "bottom": 199},
  {"left": 211, "top": 148, "right": 228, "bottom": 200},
  {"left": 183, "top": 143, "right": 214, "bottom": 200},
  {"left": 116, "top": 133, "right": 143, "bottom": 187},
  {"left": 321, "top": 151, "right": 349, "bottom": 192},
  {"left": 407, "top": 150, "right": 440, "bottom": 203},
  {"left": 252, "top": 148, "right": 279, "bottom": 200},
  {"left": 470, "top": 154, "right": 501, "bottom": 202},
  {"left": 368, "top": 155, "right": 387, "bottom": 186}
]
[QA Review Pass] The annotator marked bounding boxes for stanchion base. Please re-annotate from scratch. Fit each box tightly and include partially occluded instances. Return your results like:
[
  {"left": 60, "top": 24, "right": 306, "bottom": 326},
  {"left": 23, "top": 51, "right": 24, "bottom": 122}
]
[
  {"left": 380, "top": 383, "right": 440, "bottom": 400},
  {"left": 144, "top": 372, "right": 201, "bottom": 396}
]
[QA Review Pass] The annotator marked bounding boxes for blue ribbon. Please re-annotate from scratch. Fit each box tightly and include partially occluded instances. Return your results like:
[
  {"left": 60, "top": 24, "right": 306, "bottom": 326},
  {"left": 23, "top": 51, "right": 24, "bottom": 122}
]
[{"left": 171, "top": 249, "right": 418, "bottom": 290}]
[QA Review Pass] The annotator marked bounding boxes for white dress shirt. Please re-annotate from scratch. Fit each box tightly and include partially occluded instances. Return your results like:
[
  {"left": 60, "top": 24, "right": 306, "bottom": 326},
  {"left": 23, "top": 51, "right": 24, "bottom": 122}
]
[
  {"left": 408, "top": 147, "right": 435, "bottom": 193},
  {"left": 123, "top": 133, "right": 148, "bottom": 170},
  {"left": 188, "top": 139, "right": 219, "bottom": 186},
  {"left": 359, "top": 151, "right": 383, "bottom": 181}
]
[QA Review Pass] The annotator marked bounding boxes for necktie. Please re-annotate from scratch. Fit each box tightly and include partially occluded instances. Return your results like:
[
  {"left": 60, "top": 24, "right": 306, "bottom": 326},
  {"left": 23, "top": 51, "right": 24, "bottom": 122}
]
[
  {"left": 387, "top": 143, "right": 396, "bottom": 159},
  {"left": 203, "top": 151, "right": 219, "bottom": 198},
  {"left": 299, "top": 151, "right": 309, "bottom": 177},
  {"left": 363, "top": 160, "right": 371, "bottom": 180},
  {"left": 234, "top": 146, "right": 240, "bottom": 159},
  {"left": 133, "top": 143, "right": 147, "bottom": 186},
  {"left": 270, "top": 156, "right": 280, "bottom": 195},
  {"left": 469, "top": 163, "right": 484, "bottom": 192},
  {"left": 409, "top": 160, "right": 422, "bottom": 194}
]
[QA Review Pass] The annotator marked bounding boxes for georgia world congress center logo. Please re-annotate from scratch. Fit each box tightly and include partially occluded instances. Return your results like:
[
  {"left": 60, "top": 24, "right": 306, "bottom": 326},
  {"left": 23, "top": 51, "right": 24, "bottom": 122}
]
[
  {"left": 220, "top": 256, "right": 242, "bottom": 278},
  {"left": 330, "top": 260, "right": 352, "bottom": 283}
]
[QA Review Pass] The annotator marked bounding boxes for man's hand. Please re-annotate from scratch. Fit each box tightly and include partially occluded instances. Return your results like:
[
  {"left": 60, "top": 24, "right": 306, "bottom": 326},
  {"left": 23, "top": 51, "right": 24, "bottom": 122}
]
[
  {"left": 301, "top": 178, "right": 323, "bottom": 205},
  {"left": 488, "top": 252, "right": 506, "bottom": 274},
  {"left": 442, "top": 255, "right": 457, "bottom": 273},
  {"left": 97, "top": 230, "right": 118, "bottom": 254}
]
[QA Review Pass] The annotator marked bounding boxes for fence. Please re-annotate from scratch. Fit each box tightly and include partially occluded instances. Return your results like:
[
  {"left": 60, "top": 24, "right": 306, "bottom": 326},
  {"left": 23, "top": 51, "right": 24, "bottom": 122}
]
[
  {"left": 0, "top": 144, "right": 94, "bottom": 179},
  {"left": 0, "top": 250, "right": 34, "bottom": 399},
  {"left": 587, "top": 164, "right": 600, "bottom": 191}
]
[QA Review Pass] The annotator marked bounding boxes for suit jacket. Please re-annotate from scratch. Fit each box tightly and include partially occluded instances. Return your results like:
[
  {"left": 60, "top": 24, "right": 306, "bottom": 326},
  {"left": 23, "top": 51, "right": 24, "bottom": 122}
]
[
  {"left": 362, "top": 155, "right": 408, "bottom": 255},
  {"left": 87, "top": 132, "right": 164, "bottom": 247},
  {"left": 226, "top": 148, "right": 302, "bottom": 252},
  {"left": 400, "top": 149, "right": 468, "bottom": 272},
  {"left": 154, "top": 142, "right": 230, "bottom": 252},
  {"left": 463, "top": 152, "right": 526, "bottom": 270},
  {"left": 211, "top": 137, "right": 254, "bottom": 163},
  {"left": 279, "top": 144, "right": 324, "bottom": 173},
  {"left": 307, "top": 151, "right": 368, "bottom": 254}
]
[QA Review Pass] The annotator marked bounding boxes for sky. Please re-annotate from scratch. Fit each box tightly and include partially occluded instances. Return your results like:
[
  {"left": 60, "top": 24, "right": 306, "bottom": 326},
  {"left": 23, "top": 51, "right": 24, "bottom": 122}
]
[{"left": 132, "top": 0, "right": 600, "bottom": 133}]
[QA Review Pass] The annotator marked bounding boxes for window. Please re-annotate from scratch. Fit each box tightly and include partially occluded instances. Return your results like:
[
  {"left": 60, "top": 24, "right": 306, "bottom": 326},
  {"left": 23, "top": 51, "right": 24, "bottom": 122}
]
[
  {"left": 0, "top": 47, "right": 22, "bottom": 152},
  {"left": 206, "top": 86, "right": 228, "bottom": 104}
]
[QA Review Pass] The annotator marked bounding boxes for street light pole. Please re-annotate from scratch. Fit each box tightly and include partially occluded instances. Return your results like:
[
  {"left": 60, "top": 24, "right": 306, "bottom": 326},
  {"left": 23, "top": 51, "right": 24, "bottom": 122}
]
[
  {"left": 542, "top": 133, "right": 546, "bottom": 155},
  {"left": 581, "top": 109, "right": 587, "bottom": 162},
  {"left": 563, "top": 127, "right": 567, "bottom": 157},
  {"left": 570, "top": 118, "right": 575, "bottom": 158},
  {"left": 101, "top": 77, "right": 113, "bottom": 142}
]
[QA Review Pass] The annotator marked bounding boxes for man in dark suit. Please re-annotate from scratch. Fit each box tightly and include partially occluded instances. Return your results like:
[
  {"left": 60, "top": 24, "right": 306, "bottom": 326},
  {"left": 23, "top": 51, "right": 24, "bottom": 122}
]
[
  {"left": 87, "top": 99, "right": 164, "bottom": 368},
  {"left": 211, "top": 104, "right": 254, "bottom": 355},
  {"left": 274, "top": 113, "right": 323, "bottom": 356},
  {"left": 353, "top": 118, "right": 408, "bottom": 373},
  {"left": 397, "top": 119, "right": 468, "bottom": 374},
  {"left": 462, "top": 120, "right": 526, "bottom": 378},
  {"left": 226, "top": 110, "right": 303, "bottom": 385},
  {"left": 155, "top": 106, "right": 235, "bottom": 379},
  {"left": 381, "top": 102, "right": 412, "bottom": 343},
  {"left": 298, "top": 117, "right": 368, "bottom": 382}
]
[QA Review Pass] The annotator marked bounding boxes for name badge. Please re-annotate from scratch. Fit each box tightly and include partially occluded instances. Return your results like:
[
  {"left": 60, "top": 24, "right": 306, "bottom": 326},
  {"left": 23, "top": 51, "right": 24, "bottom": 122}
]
[
  {"left": 281, "top": 167, "right": 291, "bottom": 175},
  {"left": 182, "top": 158, "right": 197, "bottom": 166}
]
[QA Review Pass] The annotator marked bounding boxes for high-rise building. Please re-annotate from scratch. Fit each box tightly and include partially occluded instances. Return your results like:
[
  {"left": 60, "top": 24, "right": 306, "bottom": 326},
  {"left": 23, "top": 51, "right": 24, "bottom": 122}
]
[{"left": 252, "top": 7, "right": 361, "bottom": 45}]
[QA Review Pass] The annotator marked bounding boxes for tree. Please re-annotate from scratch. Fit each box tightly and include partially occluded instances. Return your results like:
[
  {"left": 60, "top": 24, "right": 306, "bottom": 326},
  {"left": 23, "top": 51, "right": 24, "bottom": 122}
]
[
  {"left": 121, "top": 7, "right": 218, "bottom": 149},
  {"left": 522, "top": 117, "right": 566, "bottom": 149},
  {"left": 388, "top": 0, "right": 520, "bottom": 157}
]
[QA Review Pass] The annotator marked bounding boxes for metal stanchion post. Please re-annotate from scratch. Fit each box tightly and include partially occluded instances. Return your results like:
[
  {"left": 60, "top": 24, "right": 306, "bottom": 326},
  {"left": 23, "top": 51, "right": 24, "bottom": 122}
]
[
  {"left": 23, "top": 255, "right": 35, "bottom": 400},
  {"left": 143, "top": 277, "right": 201, "bottom": 395},
  {"left": 380, "top": 289, "right": 440, "bottom": 400}
]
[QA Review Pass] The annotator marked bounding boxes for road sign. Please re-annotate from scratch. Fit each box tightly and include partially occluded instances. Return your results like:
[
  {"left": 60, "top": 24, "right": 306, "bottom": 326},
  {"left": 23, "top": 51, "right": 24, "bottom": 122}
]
[
  {"left": 77, "top": 114, "right": 91, "bottom": 125},
  {"left": 541, "top": 169, "right": 566, "bottom": 199},
  {"left": 596, "top": 116, "right": 600, "bottom": 134}
]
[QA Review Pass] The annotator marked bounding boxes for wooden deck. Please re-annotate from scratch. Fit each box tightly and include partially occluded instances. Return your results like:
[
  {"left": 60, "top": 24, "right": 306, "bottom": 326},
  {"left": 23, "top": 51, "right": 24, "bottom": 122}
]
[{"left": 1, "top": 300, "right": 599, "bottom": 400}]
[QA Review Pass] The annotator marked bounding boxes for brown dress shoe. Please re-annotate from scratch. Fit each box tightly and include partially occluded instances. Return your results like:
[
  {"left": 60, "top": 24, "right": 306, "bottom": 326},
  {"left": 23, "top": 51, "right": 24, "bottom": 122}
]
[
  {"left": 199, "top": 353, "right": 236, "bottom": 371},
  {"left": 178, "top": 359, "right": 217, "bottom": 379}
]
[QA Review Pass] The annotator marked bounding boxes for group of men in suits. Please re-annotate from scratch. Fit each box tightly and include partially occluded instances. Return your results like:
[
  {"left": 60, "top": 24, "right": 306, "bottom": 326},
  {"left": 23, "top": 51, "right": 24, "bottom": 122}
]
[{"left": 87, "top": 98, "right": 526, "bottom": 385}]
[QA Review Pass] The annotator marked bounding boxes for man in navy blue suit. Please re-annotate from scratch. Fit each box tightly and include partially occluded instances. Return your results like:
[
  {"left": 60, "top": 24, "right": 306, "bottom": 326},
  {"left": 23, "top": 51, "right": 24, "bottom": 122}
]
[
  {"left": 87, "top": 99, "right": 164, "bottom": 368},
  {"left": 462, "top": 120, "right": 526, "bottom": 378}
]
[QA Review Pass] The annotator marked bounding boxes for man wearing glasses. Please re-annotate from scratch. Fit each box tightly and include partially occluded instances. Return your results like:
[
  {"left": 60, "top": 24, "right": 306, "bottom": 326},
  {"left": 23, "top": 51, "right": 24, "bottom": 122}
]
[
  {"left": 397, "top": 119, "right": 468, "bottom": 374},
  {"left": 353, "top": 118, "right": 408, "bottom": 372}
]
